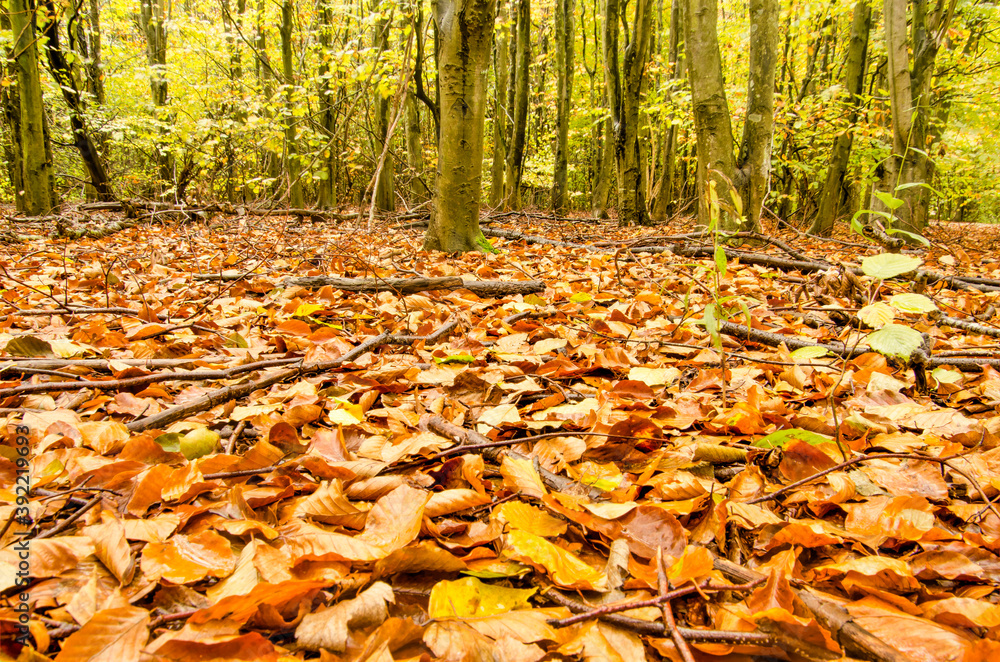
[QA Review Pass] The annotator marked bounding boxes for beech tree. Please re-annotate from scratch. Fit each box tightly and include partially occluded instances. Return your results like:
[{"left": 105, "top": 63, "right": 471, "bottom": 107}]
[
  {"left": 422, "top": 0, "right": 498, "bottom": 252},
  {"left": 502, "top": 0, "right": 530, "bottom": 210},
  {"left": 810, "top": 0, "right": 871, "bottom": 236},
  {"left": 874, "top": 0, "right": 957, "bottom": 234},
  {"left": 686, "top": 0, "right": 777, "bottom": 230},
  {"left": 9, "top": 0, "right": 56, "bottom": 215},
  {"left": 604, "top": 0, "right": 654, "bottom": 226},
  {"left": 551, "top": 0, "right": 575, "bottom": 213}
]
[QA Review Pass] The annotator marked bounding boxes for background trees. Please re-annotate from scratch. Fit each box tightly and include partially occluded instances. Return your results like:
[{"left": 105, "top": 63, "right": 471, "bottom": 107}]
[{"left": 2, "top": 0, "right": 999, "bottom": 240}]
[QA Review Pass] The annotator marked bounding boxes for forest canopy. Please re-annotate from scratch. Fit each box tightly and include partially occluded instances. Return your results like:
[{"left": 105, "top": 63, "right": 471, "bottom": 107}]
[{"left": 2, "top": 0, "right": 999, "bottom": 238}]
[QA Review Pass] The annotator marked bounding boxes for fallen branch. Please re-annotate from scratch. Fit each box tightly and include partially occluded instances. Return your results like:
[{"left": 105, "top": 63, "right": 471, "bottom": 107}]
[
  {"left": 281, "top": 275, "right": 545, "bottom": 297},
  {"left": 711, "top": 555, "right": 913, "bottom": 662},
  {"left": 126, "top": 319, "right": 458, "bottom": 432},
  {"left": 1, "top": 357, "right": 302, "bottom": 397},
  {"left": 542, "top": 588, "right": 773, "bottom": 645},
  {"left": 422, "top": 414, "right": 605, "bottom": 500},
  {"left": 717, "top": 320, "right": 1000, "bottom": 370}
]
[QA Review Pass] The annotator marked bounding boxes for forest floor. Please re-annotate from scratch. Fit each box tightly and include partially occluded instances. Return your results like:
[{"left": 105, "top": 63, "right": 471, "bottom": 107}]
[{"left": 2, "top": 209, "right": 1000, "bottom": 662}]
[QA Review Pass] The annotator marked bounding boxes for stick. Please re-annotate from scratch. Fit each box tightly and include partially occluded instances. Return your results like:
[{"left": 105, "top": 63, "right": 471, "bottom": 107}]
[{"left": 126, "top": 320, "right": 457, "bottom": 432}]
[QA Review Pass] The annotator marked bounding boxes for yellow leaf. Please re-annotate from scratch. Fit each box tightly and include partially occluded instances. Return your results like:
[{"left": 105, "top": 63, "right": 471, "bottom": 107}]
[
  {"left": 428, "top": 576, "right": 536, "bottom": 618},
  {"left": 495, "top": 501, "right": 567, "bottom": 537},
  {"left": 503, "top": 529, "right": 607, "bottom": 590}
]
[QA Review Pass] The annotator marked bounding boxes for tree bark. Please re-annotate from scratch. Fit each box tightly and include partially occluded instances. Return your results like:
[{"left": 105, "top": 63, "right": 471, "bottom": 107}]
[
  {"left": 40, "top": 0, "right": 114, "bottom": 201},
  {"left": 551, "top": 0, "right": 575, "bottom": 213},
  {"left": 650, "top": 0, "right": 683, "bottom": 222},
  {"left": 592, "top": 116, "right": 614, "bottom": 218},
  {"left": 809, "top": 0, "right": 870, "bottom": 236},
  {"left": 736, "top": 0, "right": 777, "bottom": 230},
  {"left": 316, "top": 0, "right": 336, "bottom": 209},
  {"left": 279, "top": 0, "right": 304, "bottom": 208},
  {"left": 489, "top": 2, "right": 509, "bottom": 207},
  {"left": 874, "top": 0, "right": 956, "bottom": 234},
  {"left": 685, "top": 0, "right": 736, "bottom": 228},
  {"left": 140, "top": 0, "right": 170, "bottom": 184},
  {"left": 605, "top": 0, "right": 654, "bottom": 226},
  {"left": 422, "top": 0, "right": 498, "bottom": 252},
  {"left": 373, "top": 0, "right": 395, "bottom": 212},
  {"left": 9, "top": 0, "right": 57, "bottom": 215},
  {"left": 503, "top": 0, "right": 530, "bottom": 210},
  {"left": 406, "top": 97, "right": 429, "bottom": 202}
]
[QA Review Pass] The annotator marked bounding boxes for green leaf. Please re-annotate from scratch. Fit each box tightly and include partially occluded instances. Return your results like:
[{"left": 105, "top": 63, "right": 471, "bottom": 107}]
[
  {"left": 885, "top": 228, "right": 931, "bottom": 247},
  {"left": 753, "top": 428, "right": 834, "bottom": 449},
  {"left": 861, "top": 253, "right": 922, "bottom": 279},
  {"left": 858, "top": 302, "right": 895, "bottom": 328},
  {"left": 867, "top": 324, "right": 924, "bottom": 359},
  {"left": 434, "top": 353, "right": 475, "bottom": 365},
  {"left": 873, "top": 190, "right": 904, "bottom": 210},
  {"left": 227, "top": 332, "right": 249, "bottom": 348},
  {"left": 931, "top": 367, "right": 963, "bottom": 385},
  {"left": 889, "top": 293, "right": 937, "bottom": 313},
  {"left": 154, "top": 432, "right": 184, "bottom": 454},
  {"left": 714, "top": 245, "right": 728, "bottom": 278},
  {"left": 5, "top": 336, "right": 55, "bottom": 358},
  {"left": 790, "top": 346, "right": 829, "bottom": 360},
  {"left": 702, "top": 303, "right": 720, "bottom": 349}
]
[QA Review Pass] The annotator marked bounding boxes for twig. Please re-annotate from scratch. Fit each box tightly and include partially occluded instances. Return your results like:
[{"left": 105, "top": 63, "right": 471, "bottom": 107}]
[
  {"left": 658, "top": 548, "right": 696, "bottom": 662},
  {"left": 33, "top": 493, "right": 103, "bottom": 539},
  {"left": 542, "top": 588, "right": 773, "bottom": 645}
]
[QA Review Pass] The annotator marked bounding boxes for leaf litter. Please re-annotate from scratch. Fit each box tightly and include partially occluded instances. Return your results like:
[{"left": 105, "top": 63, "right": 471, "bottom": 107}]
[{"left": 2, "top": 215, "right": 1000, "bottom": 661}]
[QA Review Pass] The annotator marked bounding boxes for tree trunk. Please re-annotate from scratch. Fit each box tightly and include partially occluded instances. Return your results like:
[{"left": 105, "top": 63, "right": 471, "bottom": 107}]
[
  {"left": 9, "top": 0, "right": 57, "bottom": 215},
  {"left": 39, "top": 0, "right": 114, "bottom": 201},
  {"left": 810, "top": 0, "right": 870, "bottom": 236},
  {"left": 489, "top": 2, "right": 509, "bottom": 207},
  {"left": 874, "top": 0, "right": 954, "bottom": 235},
  {"left": 422, "top": 0, "right": 498, "bottom": 252},
  {"left": 503, "top": 0, "right": 530, "bottom": 210},
  {"left": 406, "top": 97, "right": 429, "bottom": 203},
  {"left": 551, "top": 0, "right": 575, "bottom": 213},
  {"left": 316, "top": 0, "right": 336, "bottom": 208},
  {"left": 592, "top": 116, "right": 614, "bottom": 218},
  {"left": 373, "top": 1, "right": 395, "bottom": 212},
  {"left": 140, "top": 0, "right": 170, "bottom": 184},
  {"left": 279, "top": 0, "right": 304, "bottom": 208},
  {"left": 685, "top": 0, "right": 735, "bottom": 228},
  {"left": 0, "top": 8, "right": 24, "bottom": 211},
  {"left": 650, "top": 0, "right": 683, "bottom": 222},
  {"left": 736, "top": 0, "right": 777, "bottom": 230},
  {"left": 605, "top": 0, "right": 654, "bottom": 226}
]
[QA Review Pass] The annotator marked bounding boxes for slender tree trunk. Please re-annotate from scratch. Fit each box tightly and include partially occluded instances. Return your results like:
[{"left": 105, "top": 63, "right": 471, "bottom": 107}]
[
  {"left": 373, "top": 0, "right": 395, "bottom": 211},
  {"left": 316, "top": 0, "right": 336, "bottom": 208},
  {"left": 551, "top": 0, "right": 575, "bottom": 213},
  {"left": 140, "top": 0, "right": 170, "bottom": 184},
  {"left": 279, "top": 0, "right": 304, "bottom": 208},
  {"left": 406, "top": 97, "right": 429, "bottom": 202},
  {"left": 423, "top": 0, "right": 498, "bottom": 252},
  {"left": 651, "top": 0, "right": 682, "bottom": 221},
  {"left": 489, "top": 2, "right": 509, "bottom": 207},
  {"left": 605, "top": 0, "right": 654, "bottom": 226},
  {"left": 39, "top": 0, "right": 113, "bottom": 200},
  {"left": 9, "top": 0, "right": 57, "bottom": 214},
  {"left": 873, "top": 0, "right": 955, "bottom": 234},
  {"left": 736, "top": 0, "right": 777, "bottom": 230},
  {"left": 810, "top": 0, "right": 870, "bottom": 236},
  {"left": 1, "top": 7, "right": 24, "bottom": 211},
  {"left": 685, "top": 0, "right": 735, "bottom": 227},
  {"left": 592, "top": 116, "right": 614, "bottom": 217},
  {"left": 503, "top": 0, "right": 530, "bottom": 210}
]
